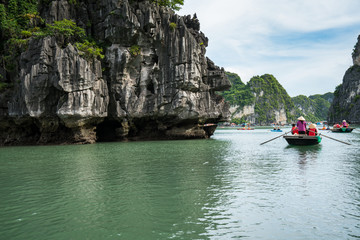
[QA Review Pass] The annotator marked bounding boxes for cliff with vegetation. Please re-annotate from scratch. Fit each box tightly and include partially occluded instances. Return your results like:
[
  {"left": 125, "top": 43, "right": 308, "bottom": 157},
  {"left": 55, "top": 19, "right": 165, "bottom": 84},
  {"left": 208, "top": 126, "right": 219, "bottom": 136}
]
[
  {"left": 219, "top": 73, "right": 295, "bottom": 125},
  {"left": 328, "top": 35, "right": 360, "bottom": 124},
  {"left": 292, "top": 93, "right": 333, "bottom": 123},
  {"left": 0, "top": 0, "right": 230, "bottom": 145},
  {"left": 220, "top": 72, "right": 334, "bottom": 125}
]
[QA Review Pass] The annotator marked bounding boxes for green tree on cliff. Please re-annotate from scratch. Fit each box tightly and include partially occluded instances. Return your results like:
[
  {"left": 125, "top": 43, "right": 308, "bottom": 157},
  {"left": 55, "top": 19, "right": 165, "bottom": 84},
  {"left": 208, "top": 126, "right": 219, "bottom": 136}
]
[{"left": 151, "top": 0, "right": 184, "bottom": 10}]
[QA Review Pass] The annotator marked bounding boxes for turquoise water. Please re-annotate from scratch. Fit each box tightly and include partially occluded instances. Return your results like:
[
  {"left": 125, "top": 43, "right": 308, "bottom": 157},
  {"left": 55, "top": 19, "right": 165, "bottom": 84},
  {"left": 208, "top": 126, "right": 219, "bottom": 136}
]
[{"left": 0, "top": 128, "right": 359, "bottom": 239}]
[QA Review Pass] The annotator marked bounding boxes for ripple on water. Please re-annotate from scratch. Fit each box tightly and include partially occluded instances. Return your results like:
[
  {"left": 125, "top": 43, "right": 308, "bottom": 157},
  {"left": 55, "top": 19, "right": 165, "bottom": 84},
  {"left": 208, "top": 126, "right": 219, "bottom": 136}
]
[{"left": 0, "top": 130, "right": 360, "bottom": 239}]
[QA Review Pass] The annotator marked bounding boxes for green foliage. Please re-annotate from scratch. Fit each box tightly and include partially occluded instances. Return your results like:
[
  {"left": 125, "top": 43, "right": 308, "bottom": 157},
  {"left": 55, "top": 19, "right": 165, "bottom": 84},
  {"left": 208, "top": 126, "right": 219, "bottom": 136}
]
[
  {"left": 34, "top": 19, "right": 85, "bottom": 42},
  {"left": 130, "top": 45, "right": 141, "bottom": 56},
  {"left": 0, "top": 0, "right": 39, "bottom": 73},
  {"left": 292, "top": 92, "right": 334, "bottom": 122},
  {"left": 231, "top": 118, "right": 248, "bottom": 125},
  {"left": 0, "top": 82, "right": 9, "bottom": 91},
  {"left": 0, "top": 1, "right": 104, "bottom": 77},
  {"left": 169, "top": 22, "right": 177, "bottom": 31},
  {"left": 75, "top": 40, "right": 104, "bottom": 60},
  {"left": 151, "top": 0, "right": 184, "bottom": 11},
  {"left": 334, "top": 84, "right": 342, "bottom": 97},
  {"left": 354, "top": 95, "right": 360, "bottom": 102},
  {"left": 20, "top": 30, "right": 32, "bottom": 38},
  {"left": 33, "top": 19, "right": 104, "bottom": 61},
  {"left": 248, "top": 74, "right": 295, "bottom": 123},
  {"left": 219, "top": 72, "right": 254, "bottom": 107}
]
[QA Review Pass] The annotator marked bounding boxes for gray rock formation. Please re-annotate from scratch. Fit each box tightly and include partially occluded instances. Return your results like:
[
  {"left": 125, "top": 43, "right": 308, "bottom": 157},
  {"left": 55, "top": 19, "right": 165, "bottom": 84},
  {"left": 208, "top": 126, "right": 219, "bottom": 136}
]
[
  {"left": 0, "top": 0, "right": 230, "bottom": 145},
  {"left": 328, "top": 35, "right": 360, "bottom": 124}
]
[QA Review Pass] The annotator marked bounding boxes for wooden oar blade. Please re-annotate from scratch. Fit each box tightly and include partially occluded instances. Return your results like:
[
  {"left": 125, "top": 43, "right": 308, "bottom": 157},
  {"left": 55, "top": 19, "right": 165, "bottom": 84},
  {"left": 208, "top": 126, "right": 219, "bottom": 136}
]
[
  {"left": 260, "top": 131, "right": 291, "bottom": 145},
  {"left": 321, "top": 133, "right": 352, "bottom": 145}
]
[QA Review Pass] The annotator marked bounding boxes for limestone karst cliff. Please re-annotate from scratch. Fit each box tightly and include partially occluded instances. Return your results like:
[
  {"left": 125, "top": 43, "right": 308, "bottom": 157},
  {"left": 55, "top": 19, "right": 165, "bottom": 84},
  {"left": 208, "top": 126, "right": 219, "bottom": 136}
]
[
  {"left": 220, "top": 73, "right": 295, "bottom": 125},
  {"left": 220, "top": 72, "right": 334, "bottom": 125},
  {"left": 328, "top": 35, "right": 360, "bottom": 124},
  {"left": 0, "top": 0, "right": 230, "bottom": 145}
]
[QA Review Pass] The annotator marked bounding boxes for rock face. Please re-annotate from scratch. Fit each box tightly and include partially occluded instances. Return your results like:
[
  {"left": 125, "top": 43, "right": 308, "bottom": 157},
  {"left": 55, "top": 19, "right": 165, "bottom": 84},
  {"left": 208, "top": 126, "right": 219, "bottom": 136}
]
[
  {"left": 224, "top": 73, "right": 294, "bottom": 125},
  {"left": 0, "top": 0, "right": 230, "bottom": 145},
  {"left": 328, "top": 35, "right": 360, "bottom": 124},
  {"left": 292, "top": 93, "right": 333, "bottom": 122}
]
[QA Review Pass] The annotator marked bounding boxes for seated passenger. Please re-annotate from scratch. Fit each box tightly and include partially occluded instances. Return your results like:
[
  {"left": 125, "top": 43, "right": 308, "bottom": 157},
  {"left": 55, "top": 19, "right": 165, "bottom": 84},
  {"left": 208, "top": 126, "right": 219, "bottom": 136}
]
[
  {"left": 291, "top": 124, "right": 298, "bottom": 135},
  {"left": 308, "top": 124, "right": 318, "bottom": 136},
  {"left": 297, "top": 116, "right": 306, "bottom": 134},
  {"left": 342, "top": 120, "right": 349, "bottom": 128}
]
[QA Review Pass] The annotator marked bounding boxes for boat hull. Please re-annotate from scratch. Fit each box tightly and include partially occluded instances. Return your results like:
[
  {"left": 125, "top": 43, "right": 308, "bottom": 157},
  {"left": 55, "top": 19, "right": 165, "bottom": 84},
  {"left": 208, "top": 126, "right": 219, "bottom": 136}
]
[
  {"left": 331, "top": 128, "right": 354, "bottom": 133},
  {"left": 283, "top": 135, "right": 321, "bottom": 145}
]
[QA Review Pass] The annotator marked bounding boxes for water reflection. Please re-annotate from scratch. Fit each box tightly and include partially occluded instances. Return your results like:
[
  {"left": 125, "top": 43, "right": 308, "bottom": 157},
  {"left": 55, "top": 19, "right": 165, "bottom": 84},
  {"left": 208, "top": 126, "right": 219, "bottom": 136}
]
[{"left": 285, "top": 144, "right": 322, "bottom": 165}]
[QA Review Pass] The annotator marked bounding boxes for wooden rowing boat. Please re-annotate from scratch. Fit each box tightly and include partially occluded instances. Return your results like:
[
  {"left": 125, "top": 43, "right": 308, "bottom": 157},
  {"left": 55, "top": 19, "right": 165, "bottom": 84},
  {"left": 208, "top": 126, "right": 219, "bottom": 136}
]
[
  {"left": 283, "top": 135, "right": 322, "bottom": 145},
  {"left": 331, "top": 127, "right": 354, "bottom": 133}
]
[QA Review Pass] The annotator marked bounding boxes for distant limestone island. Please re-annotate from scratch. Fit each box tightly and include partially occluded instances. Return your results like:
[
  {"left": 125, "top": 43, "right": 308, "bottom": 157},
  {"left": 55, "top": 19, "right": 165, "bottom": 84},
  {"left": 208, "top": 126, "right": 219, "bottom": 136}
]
[{"left": 218, "top": 72, "right": 335, "bottom": 125}]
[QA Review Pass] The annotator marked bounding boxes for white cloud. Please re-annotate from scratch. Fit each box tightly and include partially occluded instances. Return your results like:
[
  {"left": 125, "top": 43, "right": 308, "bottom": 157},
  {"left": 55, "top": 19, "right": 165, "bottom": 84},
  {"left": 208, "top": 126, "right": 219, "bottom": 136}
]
[{"left": 179, "top": 0, "right": 360, "bottom": 96}]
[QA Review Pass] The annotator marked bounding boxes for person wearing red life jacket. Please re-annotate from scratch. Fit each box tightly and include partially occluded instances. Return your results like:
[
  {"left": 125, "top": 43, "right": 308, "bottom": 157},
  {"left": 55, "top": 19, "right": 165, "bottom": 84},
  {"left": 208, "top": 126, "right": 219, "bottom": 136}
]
[
  {"left": 308, "top": 123, "right": 318, "bottom": 136},
  {"left": 291, "top": 124, "right": 299, "bottom": 135}
]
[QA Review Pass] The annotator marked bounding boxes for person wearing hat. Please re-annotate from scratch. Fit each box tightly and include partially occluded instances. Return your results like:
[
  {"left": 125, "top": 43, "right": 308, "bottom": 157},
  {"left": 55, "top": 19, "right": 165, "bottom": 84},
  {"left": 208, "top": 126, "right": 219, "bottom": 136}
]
[
  {"left": 308, "top": 123, "right": 318, "bottom": 136},
  {"left": 342, "top": 120, "right": 349, "bottom": 128},
  {"left": 296, "top": 116, "right": 306, "bottom": 134}
]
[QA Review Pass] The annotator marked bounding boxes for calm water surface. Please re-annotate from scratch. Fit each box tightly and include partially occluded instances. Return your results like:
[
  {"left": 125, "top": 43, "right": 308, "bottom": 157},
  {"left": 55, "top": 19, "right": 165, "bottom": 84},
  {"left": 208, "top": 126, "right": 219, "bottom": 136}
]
[{"left": 0, "top": 128, "right": 360, "bottom": 239}]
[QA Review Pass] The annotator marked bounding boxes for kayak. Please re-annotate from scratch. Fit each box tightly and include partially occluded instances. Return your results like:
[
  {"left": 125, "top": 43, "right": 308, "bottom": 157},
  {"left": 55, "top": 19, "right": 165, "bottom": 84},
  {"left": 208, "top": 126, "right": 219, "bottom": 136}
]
[{"left": 271, "top": 129, "right": 283, "bottom": 132}]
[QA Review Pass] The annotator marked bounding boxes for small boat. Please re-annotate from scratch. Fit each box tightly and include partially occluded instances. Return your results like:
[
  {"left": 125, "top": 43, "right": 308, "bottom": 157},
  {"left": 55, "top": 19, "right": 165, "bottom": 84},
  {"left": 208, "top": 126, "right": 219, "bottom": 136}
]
[
  {"left": 331, "top": 127, "right": 354, "bottom": 133},
  {"left": 271, "top": 129, "right": 282, "bottom": 132},
  {"left": 237, "top": 128, "right": 254, "bottom": 130},
  {"left": 283, "top": 135, "right": 322, "bottom": 145}
]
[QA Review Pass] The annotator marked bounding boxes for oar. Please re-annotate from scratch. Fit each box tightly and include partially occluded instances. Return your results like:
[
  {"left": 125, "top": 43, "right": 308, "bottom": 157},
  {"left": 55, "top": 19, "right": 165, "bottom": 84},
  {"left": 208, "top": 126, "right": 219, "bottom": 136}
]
[
  {"left": 320, "top": 133, "right": 352, "bottom": 145},
  {"left": 260, "top": 131, "right": 291, "bottom": 145}
]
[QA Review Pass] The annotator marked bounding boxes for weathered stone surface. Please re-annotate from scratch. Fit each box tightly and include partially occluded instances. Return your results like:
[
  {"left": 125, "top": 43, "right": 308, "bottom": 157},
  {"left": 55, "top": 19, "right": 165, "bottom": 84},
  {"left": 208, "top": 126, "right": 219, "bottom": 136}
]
[
  {"left": 328, "top": 35, "right": 360, "bottom": 124},
  {"left": 0, "top": 0, "right": 230, "bottom": 145}
]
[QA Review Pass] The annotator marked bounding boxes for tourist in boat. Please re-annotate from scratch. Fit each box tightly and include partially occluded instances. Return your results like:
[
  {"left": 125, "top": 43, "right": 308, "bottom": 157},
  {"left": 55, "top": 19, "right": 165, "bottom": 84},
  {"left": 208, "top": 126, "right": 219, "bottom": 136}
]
[
  {"left": 342, "top": 120, "right": 349, "bottom": 128},
  {"left": 291, "top": 124, "right": 299, "bottom": 135},
  {"left": 296, "top": 116, "right": 306, "bottom": 134},
  {"left": 308, "top": 123, "right": 318, "bottom": 136}
]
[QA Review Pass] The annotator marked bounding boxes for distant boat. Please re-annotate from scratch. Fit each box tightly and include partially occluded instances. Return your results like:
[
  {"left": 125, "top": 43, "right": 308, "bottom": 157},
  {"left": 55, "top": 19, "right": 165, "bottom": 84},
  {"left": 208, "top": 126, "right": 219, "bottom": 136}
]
[
  {"left": 237, "top": 128, "right": 254, "bottom": 130},
  {"left": 283, "top": 135, "right": 322, "bottom": 145},
  {"left": 331, "top": 127, "right": 354, "bottom": 133},
  {"left": 271, "top": 129, "right": 282, "bottom": 132}
]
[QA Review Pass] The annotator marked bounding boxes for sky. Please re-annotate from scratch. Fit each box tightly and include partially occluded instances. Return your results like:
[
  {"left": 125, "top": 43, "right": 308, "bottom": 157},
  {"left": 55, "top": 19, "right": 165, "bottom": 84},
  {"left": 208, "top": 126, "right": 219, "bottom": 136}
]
[{"left": 178, "top": 0, "right": 360, "bottom": 97}]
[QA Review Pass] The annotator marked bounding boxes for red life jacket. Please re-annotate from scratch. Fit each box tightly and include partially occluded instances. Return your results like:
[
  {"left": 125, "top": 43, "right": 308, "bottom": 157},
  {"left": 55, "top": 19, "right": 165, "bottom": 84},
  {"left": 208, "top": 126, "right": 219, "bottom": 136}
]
[
  {"left": 308, "top": 128, "right": 317, "bottom": 136},
  {"left": 291, "top": 127, "right": 298, "bottom": 134}
]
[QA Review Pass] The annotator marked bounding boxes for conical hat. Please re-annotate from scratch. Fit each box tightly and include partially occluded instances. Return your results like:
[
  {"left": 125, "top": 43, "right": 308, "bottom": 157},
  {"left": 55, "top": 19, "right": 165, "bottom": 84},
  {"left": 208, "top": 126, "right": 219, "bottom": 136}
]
[
  {"left": 342, "top": 120, "right": 346, "bottom": 122},
  {"left": 297, "top": 116, "right": 305, "bottom": 121},
  {"left": 309, "top": 123, "right": 316, "bottom": 128}
]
